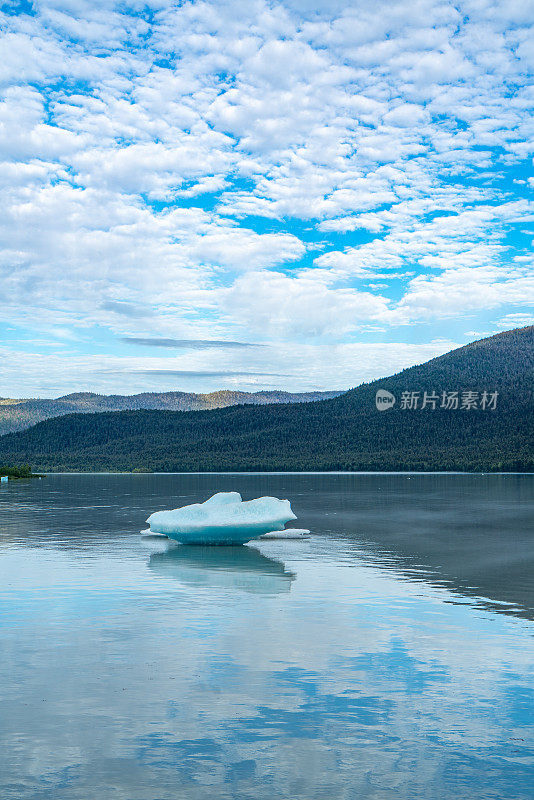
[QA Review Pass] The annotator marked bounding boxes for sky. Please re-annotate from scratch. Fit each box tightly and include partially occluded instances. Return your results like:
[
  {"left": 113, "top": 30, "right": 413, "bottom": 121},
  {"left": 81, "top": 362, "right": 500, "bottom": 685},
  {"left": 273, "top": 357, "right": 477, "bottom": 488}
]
[{"left": 0, "top": 0, "right": 533, "bottom": 397}]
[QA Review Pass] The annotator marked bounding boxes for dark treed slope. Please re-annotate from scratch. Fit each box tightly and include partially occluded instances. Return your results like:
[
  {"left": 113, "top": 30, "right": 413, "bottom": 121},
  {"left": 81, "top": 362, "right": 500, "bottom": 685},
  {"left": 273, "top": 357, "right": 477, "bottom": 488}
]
[
  {"left": 0, "top": 389, "right": 341, "bottom": 436},
  {"left": 0, "top": 327, "right": 532, "bottom": 473}
]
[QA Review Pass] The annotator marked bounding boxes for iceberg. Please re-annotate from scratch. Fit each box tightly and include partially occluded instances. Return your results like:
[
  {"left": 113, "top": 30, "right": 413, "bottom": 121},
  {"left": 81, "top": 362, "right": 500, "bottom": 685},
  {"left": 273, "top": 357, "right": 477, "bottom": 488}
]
[
  {"left": 146, "top": 491, "right": 297, "bottom": 545},
  {"left": 261, "top": 528, "right": 310, "bottom": 539}
]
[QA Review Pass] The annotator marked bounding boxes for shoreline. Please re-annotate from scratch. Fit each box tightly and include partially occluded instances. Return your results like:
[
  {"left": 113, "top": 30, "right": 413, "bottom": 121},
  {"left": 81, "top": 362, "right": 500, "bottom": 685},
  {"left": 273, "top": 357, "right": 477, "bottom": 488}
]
[{"left": 40, "top": 470, "right": 534, "bottom": 476}]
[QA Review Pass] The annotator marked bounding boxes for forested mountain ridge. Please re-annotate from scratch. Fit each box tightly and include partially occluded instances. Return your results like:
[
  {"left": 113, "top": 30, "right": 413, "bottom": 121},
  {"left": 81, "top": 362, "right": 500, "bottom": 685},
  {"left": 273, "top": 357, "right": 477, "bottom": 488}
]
[
  {"left": 0, "top": 326, "right": 532, "bottom": 473},
  {"left": 0, "top": 389, "right": 341, "bottom": 436}
]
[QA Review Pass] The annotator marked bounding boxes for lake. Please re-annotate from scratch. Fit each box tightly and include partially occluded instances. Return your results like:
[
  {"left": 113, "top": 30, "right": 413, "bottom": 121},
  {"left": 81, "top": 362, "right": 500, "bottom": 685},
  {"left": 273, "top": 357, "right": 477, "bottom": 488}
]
[{"left": 1, "top": 473, "right": 533, "bottom": 799}]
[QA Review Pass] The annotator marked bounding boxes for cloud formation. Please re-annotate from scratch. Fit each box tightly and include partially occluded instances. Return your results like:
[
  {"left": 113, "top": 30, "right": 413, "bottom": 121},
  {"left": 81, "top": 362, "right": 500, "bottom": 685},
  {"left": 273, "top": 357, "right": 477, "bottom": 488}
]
[
  {"left": 121, "top": 337, "right": 262, "bottom": 349},
  {"left": 0, "top": 0, "right": 532, "bottom": 393}
]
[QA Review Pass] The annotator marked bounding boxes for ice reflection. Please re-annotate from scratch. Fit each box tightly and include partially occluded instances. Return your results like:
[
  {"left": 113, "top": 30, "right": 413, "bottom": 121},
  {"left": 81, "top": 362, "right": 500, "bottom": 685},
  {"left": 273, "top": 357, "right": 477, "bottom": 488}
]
[{"left": 148, "top": 544, "right": 295, "bottom": 594}]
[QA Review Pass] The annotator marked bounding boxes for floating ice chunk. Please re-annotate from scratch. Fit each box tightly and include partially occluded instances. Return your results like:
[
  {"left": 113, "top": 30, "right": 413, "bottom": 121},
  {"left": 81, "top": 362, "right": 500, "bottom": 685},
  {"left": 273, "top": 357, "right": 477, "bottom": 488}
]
[
  {"left": 146, "top": 492, "right": 297, "bottom": 545},
  {"left": 261, "top": 528, "right": 310, "bottom": 539},
  {"left": 140, "top": 528, "right": 168, "bottom": 538}
]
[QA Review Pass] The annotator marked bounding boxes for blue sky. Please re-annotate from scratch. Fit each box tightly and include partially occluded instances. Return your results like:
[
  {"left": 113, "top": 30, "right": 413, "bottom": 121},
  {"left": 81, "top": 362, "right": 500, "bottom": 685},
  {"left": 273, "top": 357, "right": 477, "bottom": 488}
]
[{"left": 0, "top": 0, "right": 533, "bottom": 396}]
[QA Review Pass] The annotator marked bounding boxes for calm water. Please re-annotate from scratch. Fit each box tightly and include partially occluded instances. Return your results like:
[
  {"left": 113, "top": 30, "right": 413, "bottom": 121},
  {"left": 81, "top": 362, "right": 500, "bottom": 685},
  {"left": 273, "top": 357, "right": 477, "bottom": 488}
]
[{"left": 1, "top": 473, "right": 533, "bottom": 800}]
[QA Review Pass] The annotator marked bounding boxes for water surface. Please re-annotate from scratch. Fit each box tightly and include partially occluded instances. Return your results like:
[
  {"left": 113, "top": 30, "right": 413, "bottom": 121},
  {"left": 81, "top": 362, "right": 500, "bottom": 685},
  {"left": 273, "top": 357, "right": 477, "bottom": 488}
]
[{"left": 1, "top": 473, "right": 533, "bottom": 799}]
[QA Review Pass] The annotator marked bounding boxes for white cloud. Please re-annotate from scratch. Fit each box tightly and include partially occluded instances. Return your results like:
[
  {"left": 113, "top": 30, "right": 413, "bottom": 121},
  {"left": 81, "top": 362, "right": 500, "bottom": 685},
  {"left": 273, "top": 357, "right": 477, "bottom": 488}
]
[
  {"left": 494, "top": 312, "right": 534, "bottom": 329},
  {"left": 0, "top": 338, "right": 458, "bottom": 396},
  {"left": 222, "top": 270, "right": 390, "bottom": 337}
]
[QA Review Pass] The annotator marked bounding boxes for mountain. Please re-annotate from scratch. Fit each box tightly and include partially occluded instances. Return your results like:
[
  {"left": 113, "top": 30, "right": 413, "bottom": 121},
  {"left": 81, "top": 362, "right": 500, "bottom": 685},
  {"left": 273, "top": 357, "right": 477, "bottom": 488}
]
[
  {"left": 0, "top": 327, "right": 532, "bottom": 473},
  {"left": 0, "top": 389, "right": 342, "bottom": 436}
]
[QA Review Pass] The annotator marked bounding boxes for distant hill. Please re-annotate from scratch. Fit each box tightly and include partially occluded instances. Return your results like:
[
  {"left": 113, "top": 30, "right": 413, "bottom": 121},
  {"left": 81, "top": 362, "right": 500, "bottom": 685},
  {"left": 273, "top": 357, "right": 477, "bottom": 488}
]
[
  {"left": 0, "top": 327, "right": 532, "bottom": 473},
  {"left": 0, "top": 389, "right": 342, "bottom": 436}
]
